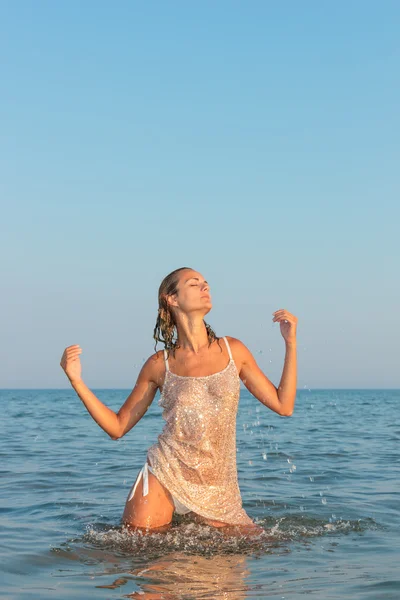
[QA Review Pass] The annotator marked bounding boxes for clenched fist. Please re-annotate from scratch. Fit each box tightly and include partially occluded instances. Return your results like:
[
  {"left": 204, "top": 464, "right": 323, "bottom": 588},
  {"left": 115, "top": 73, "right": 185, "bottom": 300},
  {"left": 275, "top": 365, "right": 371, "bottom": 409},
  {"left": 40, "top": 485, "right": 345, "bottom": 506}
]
[{"left": 60, "top": 345, "right": 83, "bottom": 385}]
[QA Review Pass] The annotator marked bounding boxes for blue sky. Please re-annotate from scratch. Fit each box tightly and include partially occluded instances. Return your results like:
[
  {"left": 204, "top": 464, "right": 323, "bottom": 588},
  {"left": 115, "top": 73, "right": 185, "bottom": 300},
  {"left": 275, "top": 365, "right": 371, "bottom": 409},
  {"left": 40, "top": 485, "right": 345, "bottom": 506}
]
[{"left": 1, "top": 1, "right": 399, "bottom": 388}]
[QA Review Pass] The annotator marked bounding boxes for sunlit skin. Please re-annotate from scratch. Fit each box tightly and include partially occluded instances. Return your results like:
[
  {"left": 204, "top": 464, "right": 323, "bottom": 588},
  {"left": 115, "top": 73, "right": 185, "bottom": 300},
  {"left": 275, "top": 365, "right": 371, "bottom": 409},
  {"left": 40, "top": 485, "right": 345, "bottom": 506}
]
[{"left": 60, "top": 268, "right": 298, "bottom": 533}]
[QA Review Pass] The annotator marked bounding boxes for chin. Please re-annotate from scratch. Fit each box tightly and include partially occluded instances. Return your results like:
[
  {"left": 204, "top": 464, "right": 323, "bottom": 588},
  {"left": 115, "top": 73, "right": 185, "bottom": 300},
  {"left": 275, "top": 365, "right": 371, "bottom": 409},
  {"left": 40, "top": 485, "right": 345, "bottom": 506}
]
[{"left": 203, "top": 304, "right": 212, "bottom": 316}]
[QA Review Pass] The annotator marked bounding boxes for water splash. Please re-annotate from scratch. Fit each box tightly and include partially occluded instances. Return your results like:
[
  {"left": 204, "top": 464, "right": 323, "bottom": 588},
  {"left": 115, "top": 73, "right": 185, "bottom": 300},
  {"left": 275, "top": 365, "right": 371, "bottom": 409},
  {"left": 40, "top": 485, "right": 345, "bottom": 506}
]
[{"left": 52, "top": 514, "right": 380, "bottom": 560}]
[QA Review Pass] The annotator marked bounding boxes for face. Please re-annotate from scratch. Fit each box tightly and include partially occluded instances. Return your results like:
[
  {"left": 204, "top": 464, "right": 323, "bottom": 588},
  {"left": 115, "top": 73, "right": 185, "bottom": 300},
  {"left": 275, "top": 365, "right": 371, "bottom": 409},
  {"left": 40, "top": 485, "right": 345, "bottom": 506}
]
[{"left": 168, "top": 269, "right": 212, "bottom": 316}]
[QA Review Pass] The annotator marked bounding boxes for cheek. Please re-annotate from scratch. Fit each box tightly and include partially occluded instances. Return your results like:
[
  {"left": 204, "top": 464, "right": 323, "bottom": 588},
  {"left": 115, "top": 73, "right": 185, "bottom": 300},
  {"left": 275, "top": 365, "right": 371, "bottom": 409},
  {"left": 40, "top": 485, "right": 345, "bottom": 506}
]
[
  {"left": 177, "top": 290, "right": 192, "bottom": 307},
  {"left": 180, "top": 289, "right": 198, "bottom": 307}
]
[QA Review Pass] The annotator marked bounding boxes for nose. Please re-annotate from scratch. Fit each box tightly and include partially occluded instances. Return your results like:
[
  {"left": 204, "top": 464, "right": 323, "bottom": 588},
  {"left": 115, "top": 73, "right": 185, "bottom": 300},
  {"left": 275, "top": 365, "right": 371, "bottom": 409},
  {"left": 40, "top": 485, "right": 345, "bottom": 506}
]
[{"left": 202, "top": 281, "right": 210, "bottom": 292}]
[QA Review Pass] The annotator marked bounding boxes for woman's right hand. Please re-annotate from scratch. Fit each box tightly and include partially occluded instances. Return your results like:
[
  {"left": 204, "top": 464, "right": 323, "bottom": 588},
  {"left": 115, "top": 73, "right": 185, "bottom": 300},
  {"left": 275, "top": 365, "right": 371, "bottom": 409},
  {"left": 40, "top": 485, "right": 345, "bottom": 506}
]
[{"left": 60, "top": 344, "right": 83, "bottom": 384}]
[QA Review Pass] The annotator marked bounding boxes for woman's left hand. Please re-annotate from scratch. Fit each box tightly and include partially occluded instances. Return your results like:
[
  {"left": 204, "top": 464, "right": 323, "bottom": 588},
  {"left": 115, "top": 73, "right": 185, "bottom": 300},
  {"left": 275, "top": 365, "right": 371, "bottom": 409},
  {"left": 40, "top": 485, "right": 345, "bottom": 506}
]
[{"left": 272, "top": 309, "right": 298, "bottom": 344}]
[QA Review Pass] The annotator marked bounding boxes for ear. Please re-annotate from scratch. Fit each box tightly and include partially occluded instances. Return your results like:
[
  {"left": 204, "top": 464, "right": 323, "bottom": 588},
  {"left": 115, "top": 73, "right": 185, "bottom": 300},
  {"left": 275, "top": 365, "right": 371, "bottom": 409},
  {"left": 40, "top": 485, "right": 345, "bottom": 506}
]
[{"left": 166, "top": 293, "right": 179, "bottom": 308}]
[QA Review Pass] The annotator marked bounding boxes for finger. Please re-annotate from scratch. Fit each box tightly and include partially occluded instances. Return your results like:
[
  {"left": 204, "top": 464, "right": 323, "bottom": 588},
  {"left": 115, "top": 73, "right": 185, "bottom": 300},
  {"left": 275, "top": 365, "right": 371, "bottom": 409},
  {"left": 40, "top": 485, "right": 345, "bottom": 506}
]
[
  {"left": 272, "top": 312, "right": 296, "bottom": 321},
  {"left": 273, "top": 316, "right": 295, "bottom": 323},
  {"left": 67, "top": 351, "right": 82, "bottom": 359},
  {"left": 66, "top": 345, "right": 81, "bottom": 351},
  {"left": 273, "top": 310, "right": 292, "bottom": 317},
  {"left": 277, "top": 314, "right": 297, "bottom": 322}
]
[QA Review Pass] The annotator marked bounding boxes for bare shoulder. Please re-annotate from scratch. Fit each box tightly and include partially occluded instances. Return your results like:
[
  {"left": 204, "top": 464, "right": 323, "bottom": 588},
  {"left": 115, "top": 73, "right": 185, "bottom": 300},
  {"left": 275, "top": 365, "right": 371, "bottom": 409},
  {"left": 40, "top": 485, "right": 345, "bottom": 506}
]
[
  {"left": 140, "top": 349, "right": 166, "bottom": 387},
  {"left": 224, "top": 336, "right": 254, "bottom": 362}
]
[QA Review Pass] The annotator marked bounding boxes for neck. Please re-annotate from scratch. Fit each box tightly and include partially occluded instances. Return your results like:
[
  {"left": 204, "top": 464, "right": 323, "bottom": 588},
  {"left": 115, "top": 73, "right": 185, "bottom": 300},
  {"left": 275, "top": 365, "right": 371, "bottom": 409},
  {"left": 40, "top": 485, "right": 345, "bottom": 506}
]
[{"left": 175, "top": 314, "right": 209, "bottom": 353}]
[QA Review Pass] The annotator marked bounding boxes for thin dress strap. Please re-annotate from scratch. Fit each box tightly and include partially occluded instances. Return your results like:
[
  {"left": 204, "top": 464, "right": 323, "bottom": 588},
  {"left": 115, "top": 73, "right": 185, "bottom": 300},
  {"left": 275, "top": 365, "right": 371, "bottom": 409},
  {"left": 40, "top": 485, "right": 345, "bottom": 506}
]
[
  {"left": 163, "top": 349, "right": 170, "bottom": 371},
  {"left": 223, "top": 336, "right": 233, "bottom": 360}
]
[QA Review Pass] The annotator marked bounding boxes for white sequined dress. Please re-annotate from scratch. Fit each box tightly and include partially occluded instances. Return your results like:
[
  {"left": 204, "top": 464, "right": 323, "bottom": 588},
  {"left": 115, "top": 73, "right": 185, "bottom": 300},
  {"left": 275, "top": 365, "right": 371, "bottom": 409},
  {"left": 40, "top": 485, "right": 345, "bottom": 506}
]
[{"left": 146, "top": 336, "right": 254, "bottom": 526}]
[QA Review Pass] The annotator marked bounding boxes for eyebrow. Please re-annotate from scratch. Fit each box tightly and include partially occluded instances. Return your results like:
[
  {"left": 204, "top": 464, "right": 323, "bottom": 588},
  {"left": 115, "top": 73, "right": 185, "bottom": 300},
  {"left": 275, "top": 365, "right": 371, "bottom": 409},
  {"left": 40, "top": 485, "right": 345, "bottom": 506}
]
[{"left": 185, "top": 277, "right": 208, "bottom": 284}]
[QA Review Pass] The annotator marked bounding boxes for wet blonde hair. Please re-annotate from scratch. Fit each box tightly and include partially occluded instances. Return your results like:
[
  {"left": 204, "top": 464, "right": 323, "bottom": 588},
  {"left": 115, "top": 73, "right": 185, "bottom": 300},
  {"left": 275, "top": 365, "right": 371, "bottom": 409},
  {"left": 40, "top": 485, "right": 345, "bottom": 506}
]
[{"left": 153, "top": 267, "right": 219, "bottom": 355}]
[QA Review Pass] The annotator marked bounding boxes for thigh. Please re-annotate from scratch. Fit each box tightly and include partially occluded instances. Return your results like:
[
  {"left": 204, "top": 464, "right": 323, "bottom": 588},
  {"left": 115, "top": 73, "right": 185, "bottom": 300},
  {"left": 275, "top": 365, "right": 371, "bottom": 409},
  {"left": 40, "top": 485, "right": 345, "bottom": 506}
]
[{"left": 122, "top": 468, "right": 175, "bottom": 529}]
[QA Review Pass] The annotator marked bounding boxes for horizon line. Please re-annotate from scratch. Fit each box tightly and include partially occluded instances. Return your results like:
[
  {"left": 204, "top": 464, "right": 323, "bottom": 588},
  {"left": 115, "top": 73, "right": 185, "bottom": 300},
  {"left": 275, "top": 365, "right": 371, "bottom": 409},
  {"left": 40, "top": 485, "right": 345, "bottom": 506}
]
[{"left": 1, "top": 387, "right": 399, "bottom": 391}]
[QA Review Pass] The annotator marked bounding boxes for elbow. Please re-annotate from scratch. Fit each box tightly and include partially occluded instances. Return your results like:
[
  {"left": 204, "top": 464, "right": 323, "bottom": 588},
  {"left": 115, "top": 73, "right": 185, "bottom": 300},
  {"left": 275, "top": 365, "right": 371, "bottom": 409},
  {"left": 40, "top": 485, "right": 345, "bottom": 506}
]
[
  {"left": 280, "top": 408, "right": 293, "bottom": 417},
  {"left": 109, "top": 416, "right": 123, "bottom": 440},
  {"left": 109, "top": 427, "right": 123, "bottom": 440}
]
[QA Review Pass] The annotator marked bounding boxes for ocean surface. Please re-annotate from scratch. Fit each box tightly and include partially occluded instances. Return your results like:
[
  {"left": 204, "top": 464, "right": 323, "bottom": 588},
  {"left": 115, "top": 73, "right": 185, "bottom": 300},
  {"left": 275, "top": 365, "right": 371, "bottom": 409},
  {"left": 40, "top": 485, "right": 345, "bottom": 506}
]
[{"left": 1, "top": 388, "right": 399, "bottom": 599}]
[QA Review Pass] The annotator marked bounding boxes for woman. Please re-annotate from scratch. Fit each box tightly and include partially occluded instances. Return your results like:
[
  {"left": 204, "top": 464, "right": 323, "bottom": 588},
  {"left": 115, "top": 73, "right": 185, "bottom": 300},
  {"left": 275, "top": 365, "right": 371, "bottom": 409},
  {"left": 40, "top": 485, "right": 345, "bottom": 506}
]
[{"left": 60, "top": 267, "right": 298, "bottom": 531}]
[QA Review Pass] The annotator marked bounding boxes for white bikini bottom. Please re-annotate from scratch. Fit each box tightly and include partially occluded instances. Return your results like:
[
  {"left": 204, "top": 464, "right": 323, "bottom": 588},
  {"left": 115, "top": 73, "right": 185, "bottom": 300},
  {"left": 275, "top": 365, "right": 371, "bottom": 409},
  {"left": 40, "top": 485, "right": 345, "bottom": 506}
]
[{"left": 127, "top": 461, "right": 192, "bottom": 515}]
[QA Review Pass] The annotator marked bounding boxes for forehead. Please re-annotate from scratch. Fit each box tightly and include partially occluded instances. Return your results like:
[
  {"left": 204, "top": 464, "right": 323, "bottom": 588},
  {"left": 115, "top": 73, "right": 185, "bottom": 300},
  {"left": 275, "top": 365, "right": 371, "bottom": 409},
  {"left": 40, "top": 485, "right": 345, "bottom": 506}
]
[{"left": 179, "top": 269, "right": 204, "bottom": 283}]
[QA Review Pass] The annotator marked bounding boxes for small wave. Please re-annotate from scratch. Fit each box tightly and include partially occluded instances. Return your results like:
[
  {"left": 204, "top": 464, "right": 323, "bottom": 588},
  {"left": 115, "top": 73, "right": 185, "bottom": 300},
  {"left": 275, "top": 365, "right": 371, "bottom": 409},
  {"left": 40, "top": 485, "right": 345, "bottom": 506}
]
[{"left": 261, "top": 514, "right": 379, "bottom": 539}]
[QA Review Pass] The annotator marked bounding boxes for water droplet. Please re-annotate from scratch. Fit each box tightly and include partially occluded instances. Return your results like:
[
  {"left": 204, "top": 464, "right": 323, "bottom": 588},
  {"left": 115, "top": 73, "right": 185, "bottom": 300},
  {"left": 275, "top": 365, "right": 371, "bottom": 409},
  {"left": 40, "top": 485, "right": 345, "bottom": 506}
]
[
  {"left": 309, "top": 476, "right": 314, "bottom": 482},
  {"left": 262, "top": 453, "right": 267, "bottom": 460},
  {"left": 322, "top": 498, "right": 327, "bottom": 505}
]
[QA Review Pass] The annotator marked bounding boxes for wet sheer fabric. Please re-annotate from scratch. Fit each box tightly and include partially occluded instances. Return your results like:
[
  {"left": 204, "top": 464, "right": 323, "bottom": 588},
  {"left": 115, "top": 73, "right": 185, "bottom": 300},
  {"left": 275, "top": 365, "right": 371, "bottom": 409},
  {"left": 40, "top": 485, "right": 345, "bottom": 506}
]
[{"left": 146, "top": 337, "right": 254, "bottom": 526}]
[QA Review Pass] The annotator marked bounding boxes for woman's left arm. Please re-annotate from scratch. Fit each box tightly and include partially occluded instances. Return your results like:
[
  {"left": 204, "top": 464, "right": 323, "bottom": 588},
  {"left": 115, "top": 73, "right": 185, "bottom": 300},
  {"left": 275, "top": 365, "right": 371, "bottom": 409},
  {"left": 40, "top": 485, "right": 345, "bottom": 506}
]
[{"left": 230, "top": 309, "right": 298, "bottom": 417}]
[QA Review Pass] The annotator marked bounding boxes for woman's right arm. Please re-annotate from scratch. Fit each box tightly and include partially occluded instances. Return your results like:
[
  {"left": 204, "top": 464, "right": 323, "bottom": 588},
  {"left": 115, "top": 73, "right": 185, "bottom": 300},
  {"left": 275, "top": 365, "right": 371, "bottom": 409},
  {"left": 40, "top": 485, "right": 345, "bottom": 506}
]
[{"left": 60, "top": 345, "right": 162, "bottom": 439}]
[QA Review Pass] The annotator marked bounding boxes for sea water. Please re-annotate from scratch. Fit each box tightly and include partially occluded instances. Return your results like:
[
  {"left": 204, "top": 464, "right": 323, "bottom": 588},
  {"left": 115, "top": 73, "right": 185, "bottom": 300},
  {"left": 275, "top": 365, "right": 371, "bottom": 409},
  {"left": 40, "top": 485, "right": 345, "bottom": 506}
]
[{"left": 1, "top": 388, "right": 399, "bottom": 599}]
